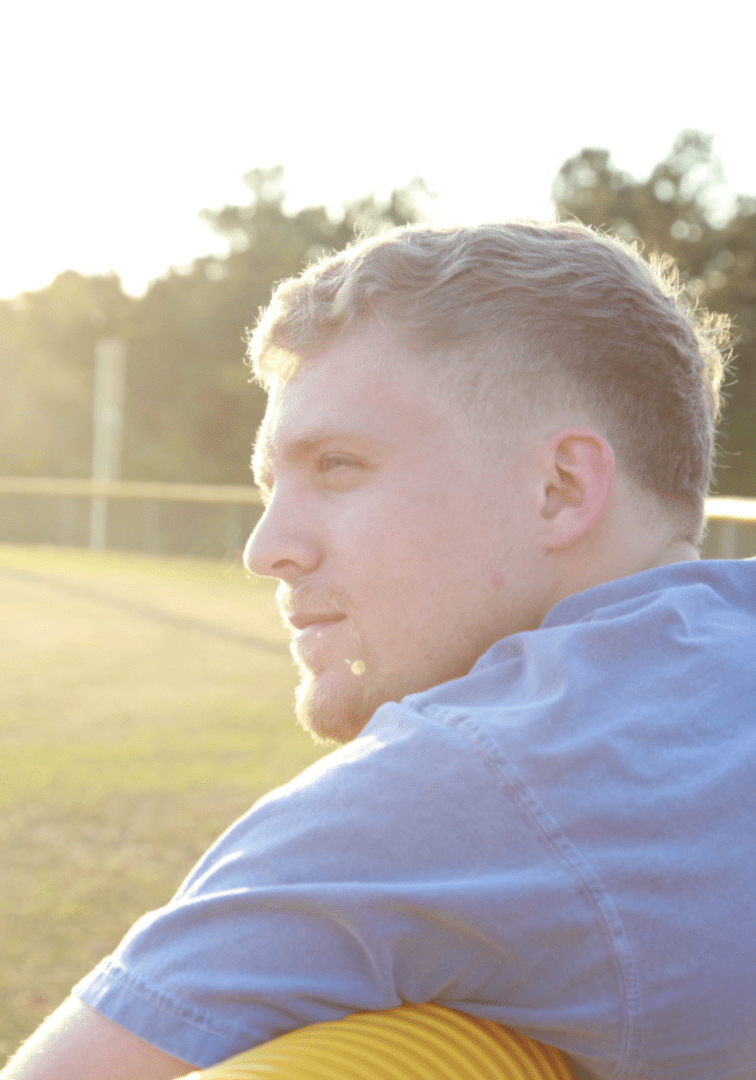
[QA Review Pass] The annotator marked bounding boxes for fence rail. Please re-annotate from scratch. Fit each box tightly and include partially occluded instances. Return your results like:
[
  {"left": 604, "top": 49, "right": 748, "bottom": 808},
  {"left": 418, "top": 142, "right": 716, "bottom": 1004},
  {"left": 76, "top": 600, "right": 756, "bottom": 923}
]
[
  {"left": 703, "top": 497, "right": 756, "bottom": 522},
  {"left": 0, "top": 476, "right": 262, "bottom": 504}
]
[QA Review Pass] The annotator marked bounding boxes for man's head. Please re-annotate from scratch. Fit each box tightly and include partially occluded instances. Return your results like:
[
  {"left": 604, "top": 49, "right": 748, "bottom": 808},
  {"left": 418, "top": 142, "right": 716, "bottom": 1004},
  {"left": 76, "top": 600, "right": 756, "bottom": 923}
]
[{"left": 244, "top": 221, "right": 732, "bottom": 742}]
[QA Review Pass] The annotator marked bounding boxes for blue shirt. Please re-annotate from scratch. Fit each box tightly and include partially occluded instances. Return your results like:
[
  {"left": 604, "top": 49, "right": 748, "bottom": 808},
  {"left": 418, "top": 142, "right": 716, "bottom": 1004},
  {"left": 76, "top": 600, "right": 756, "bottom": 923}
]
[{"left": 75, "top": 559, "right": 756, "bottom": 1079}]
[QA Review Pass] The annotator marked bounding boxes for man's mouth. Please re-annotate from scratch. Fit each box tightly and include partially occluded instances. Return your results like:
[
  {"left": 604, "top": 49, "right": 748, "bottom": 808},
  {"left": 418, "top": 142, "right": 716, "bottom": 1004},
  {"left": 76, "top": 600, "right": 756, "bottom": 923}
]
[{"left": 287, "top": 612, "right": 346, "bottom": 634}]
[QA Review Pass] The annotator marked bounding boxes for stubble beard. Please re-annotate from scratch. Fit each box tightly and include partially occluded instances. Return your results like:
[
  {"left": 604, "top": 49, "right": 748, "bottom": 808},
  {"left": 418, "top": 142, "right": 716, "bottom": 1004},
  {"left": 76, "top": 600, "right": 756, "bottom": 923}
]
[
  {"left": 280, "top": 583, "right": 379, "bottom": 744},
  {"left": 291, "top": 624, "right": 387, "bottom": 744},
  {"left": 293, "top": 658, "right": 377, "bottom": 744}
]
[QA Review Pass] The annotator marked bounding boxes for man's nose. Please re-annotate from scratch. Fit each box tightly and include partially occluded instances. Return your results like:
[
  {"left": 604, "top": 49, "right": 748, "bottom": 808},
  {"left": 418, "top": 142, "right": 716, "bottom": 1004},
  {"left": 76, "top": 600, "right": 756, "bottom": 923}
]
[{"left": 243, "top": 498, "right": 321, "bottom": 581}]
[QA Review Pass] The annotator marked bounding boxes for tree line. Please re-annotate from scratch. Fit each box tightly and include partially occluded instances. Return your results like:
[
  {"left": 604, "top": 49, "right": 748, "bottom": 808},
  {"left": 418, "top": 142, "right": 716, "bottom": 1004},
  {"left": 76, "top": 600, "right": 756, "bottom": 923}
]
[{"left": 1, "top": 134, "right": 754, "bottom": 495}]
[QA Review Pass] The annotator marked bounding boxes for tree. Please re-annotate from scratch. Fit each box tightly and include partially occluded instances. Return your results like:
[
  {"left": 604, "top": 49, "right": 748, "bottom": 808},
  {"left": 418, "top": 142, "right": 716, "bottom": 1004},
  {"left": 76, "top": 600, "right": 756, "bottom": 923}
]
[{"left": 553, "top": 130, "right": 756, "bottom": 495}]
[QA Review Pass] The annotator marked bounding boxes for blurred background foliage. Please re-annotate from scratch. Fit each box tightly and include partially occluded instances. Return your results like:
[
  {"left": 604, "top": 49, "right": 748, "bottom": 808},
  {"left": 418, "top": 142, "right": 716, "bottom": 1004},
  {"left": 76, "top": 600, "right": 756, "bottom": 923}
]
[
  {"left": 0, "top": 170, "right": 431, "bottom": 489},
  {"left": 1, "top": 131, "right": 754, "bottom": 495}
]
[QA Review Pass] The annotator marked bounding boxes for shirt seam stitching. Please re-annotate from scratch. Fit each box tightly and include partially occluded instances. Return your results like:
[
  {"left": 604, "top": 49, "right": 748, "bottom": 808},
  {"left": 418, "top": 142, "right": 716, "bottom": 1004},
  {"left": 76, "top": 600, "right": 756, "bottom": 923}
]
[{"left": 79, "top": 957, "right": 257, "bottom": 1043}]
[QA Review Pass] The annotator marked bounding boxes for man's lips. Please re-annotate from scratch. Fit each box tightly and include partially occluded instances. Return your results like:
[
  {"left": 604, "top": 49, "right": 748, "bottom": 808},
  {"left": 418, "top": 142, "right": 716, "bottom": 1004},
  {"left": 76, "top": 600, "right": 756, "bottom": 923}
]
[{"left": 287, "top": 612, "right": 346, "bottom": 632}]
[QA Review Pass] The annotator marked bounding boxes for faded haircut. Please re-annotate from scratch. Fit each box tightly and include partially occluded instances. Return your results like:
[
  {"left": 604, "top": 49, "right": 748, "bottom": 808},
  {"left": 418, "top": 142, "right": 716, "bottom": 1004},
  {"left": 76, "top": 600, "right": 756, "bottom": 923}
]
[{"left": 247, "top": 221, "right": 733, "bottom": 543}]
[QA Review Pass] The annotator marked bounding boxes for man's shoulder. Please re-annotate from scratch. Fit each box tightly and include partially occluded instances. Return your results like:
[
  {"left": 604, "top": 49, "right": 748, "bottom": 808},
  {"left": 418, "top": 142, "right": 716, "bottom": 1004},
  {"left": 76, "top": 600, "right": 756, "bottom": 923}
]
[{"left": 401, "top": 557, "right": 756, "bottom": 803}]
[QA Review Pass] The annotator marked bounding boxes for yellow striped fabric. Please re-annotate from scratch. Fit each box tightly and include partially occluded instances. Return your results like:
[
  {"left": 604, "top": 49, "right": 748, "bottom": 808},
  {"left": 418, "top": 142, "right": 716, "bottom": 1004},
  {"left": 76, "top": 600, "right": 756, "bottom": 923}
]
[{"left": 183, "top": 1002, "right": 577, "bottom": 1079}]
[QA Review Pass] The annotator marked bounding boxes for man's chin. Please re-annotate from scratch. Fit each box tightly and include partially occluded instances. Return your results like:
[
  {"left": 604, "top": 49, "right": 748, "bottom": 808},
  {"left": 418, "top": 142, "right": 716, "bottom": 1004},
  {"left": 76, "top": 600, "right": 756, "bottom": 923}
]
[{"left": 294, "top": 669, "right": 381, "bottom": 744}]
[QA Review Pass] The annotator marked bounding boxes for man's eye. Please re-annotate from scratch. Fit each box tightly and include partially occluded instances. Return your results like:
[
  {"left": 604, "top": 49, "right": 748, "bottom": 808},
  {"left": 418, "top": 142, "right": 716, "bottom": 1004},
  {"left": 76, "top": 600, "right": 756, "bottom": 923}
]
[{"left": 319, "top": 454, "right": 357, "bottom": 472}]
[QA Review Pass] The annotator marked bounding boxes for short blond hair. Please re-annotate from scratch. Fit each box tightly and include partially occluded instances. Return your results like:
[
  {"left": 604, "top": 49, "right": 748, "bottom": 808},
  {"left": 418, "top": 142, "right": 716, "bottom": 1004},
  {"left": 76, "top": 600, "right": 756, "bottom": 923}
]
[{"left": 248, "top": 221, "right": 732, "bottom": 542}]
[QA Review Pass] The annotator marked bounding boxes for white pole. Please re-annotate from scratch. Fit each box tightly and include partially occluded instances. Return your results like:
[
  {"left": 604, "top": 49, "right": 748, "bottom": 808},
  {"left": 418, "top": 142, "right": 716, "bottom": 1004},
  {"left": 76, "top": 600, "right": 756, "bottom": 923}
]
[
  {"left": 717, "top": 519, "right": 738, "bottom": 559},
  {"left": 90, "top": 337, "right": 126, "bottom": 550}
]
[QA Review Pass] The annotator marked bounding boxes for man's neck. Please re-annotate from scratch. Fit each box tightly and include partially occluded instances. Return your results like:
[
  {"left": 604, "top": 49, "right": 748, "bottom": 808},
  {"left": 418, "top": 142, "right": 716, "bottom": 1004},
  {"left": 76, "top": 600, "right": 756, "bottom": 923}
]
[{"left": 548, "top": 537, "right": 700, "bottom": 616}]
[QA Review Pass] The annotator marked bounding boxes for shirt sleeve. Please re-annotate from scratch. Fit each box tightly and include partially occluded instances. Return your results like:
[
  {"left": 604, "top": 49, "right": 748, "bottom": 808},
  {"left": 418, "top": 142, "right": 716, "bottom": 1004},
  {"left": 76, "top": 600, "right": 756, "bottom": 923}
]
[{"left": 73, "top": 702, "right": 620, "bottom": 1069}]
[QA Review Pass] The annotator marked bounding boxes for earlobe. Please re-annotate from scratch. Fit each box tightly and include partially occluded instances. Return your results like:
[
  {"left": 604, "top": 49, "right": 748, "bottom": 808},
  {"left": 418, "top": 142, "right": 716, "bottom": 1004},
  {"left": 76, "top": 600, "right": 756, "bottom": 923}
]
[{"left": 540, "top": 427, "right": 614, "bottom": 549}]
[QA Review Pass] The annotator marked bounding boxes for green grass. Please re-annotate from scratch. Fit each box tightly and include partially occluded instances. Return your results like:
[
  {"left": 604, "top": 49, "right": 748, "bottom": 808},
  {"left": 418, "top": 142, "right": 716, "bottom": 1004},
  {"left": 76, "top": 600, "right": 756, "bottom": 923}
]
[{"left": 0, "top": 544, "right": 328, "bottom": 1062}]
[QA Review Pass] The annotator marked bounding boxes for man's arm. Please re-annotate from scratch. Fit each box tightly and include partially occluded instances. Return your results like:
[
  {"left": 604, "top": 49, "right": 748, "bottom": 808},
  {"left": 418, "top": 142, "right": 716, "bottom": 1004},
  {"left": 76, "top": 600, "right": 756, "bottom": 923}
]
[{"left": 0, "top": 997, "right": 193, "bottom": 1080}]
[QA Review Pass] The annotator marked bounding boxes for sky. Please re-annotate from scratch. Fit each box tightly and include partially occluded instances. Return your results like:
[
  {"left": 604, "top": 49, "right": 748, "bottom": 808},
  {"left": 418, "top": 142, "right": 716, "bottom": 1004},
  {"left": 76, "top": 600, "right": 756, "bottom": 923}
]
[{"left": 2, "top": 0, "right": 754, "bottom": 299}]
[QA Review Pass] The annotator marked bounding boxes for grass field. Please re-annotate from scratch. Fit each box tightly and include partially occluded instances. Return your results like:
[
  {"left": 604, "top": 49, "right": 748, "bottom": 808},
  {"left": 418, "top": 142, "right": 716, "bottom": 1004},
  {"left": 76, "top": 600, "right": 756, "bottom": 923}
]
[{"left": 0, "top": 544, "right": 328, "bottom": 1063}]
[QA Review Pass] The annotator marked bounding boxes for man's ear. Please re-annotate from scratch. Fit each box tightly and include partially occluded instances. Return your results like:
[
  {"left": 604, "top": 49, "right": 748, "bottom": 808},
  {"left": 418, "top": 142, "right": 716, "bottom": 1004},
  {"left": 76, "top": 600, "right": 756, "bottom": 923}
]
[{"left": 539, "top": 427, "right": 614, "bottom": 549}]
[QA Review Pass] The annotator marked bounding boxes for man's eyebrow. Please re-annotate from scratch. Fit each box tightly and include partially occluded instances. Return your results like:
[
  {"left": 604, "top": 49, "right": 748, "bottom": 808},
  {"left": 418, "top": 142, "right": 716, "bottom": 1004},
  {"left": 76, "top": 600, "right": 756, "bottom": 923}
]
[{"left": 287, "top": 427, "right": 390, "bottom": 448}]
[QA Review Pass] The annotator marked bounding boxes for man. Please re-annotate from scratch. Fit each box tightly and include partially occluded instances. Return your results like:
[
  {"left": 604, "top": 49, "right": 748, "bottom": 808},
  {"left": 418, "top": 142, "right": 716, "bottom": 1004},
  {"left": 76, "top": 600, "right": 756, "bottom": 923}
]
[{"left": 4, "top": 223, "right": 755, "bottom": 1080}]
